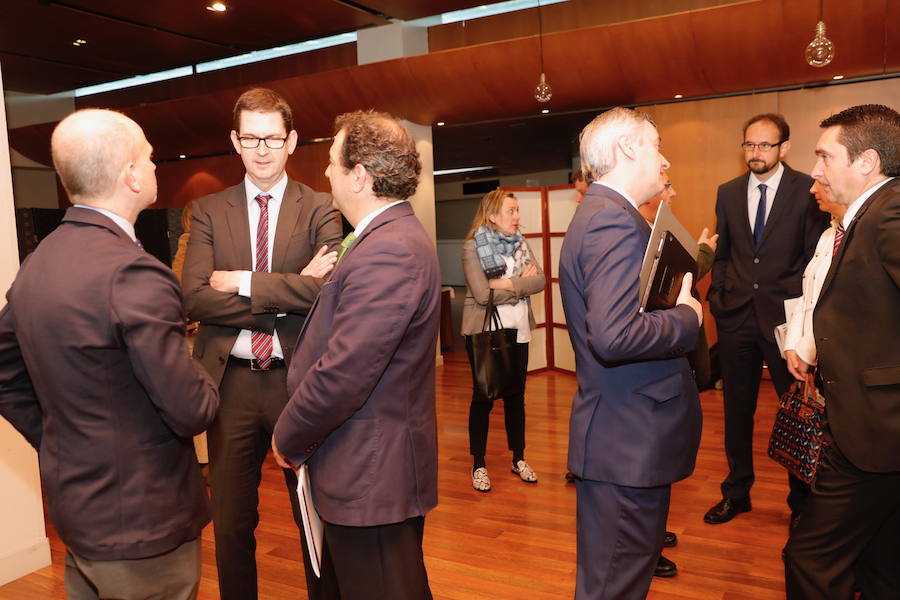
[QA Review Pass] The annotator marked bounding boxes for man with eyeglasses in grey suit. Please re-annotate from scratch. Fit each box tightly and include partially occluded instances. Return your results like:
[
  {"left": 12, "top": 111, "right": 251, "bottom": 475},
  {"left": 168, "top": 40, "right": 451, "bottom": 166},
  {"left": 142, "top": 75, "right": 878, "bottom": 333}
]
[
  {"left": 182, "top": 87, "right": 343, "bottom": 600},
  {"left": 704, "top": 113, "right": 828, "bottom": 527}
]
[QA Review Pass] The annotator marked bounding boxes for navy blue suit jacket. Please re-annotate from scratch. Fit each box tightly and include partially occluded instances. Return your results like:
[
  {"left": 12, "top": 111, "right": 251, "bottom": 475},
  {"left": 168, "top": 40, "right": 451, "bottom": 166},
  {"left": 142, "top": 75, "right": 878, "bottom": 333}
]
[
  {"left": 559, "top": 184, "right": 702, "bottom": 487},
  {"left": 274, "top": 202, "right": 440, "bottom": 527}
]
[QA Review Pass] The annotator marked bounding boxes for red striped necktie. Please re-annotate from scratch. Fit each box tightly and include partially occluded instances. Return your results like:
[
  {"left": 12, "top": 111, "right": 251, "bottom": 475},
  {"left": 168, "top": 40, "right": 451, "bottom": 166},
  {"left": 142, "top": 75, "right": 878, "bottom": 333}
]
[
  {"left": 250, "top": 193, "right": 273, "bottom": 370},
  {"left": 832, "top": 223, "right": 845, "bottom": 256}
]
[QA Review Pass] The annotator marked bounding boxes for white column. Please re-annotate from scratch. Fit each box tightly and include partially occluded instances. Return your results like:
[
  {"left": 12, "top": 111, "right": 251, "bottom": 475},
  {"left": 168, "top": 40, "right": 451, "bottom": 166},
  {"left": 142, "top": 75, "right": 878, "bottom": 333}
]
[
  {"left": 357, "top": 24, "right": 443, "bottom": 363},
  {"left": 0, "top": 66, "right": 52, "bottom": 585}
]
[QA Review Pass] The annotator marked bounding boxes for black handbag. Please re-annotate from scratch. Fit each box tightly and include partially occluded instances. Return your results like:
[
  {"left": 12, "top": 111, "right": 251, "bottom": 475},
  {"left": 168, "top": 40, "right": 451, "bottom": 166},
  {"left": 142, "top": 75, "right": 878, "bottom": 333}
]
[
  {"left": 469, "top": 290, "right": 525, "bottom": 402},
  {"left": 767, "top": 372, "right": 826, "bottom": 484}
]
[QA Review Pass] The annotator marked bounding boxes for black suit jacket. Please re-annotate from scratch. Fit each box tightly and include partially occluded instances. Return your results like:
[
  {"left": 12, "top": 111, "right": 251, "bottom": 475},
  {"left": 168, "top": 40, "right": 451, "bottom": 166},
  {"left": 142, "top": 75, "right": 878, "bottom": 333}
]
[
  {"left": 0, "top": 207, "right": 219, "bottom": 560},
  {"left": 182, "top": 178, "right": 343, "bottom": 384},
  {"left": 814, "top": 178, "right": 900, "bottom": 472},
  {"left": 709, "top": 163, "right": 827, "bottom": 341}
]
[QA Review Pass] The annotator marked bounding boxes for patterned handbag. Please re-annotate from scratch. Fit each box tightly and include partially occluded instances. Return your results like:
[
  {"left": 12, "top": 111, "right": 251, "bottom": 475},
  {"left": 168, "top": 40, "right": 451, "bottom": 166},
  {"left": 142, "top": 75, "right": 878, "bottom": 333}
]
[{"left": 767, "top": 372, "right": 826, "bottom": 484}]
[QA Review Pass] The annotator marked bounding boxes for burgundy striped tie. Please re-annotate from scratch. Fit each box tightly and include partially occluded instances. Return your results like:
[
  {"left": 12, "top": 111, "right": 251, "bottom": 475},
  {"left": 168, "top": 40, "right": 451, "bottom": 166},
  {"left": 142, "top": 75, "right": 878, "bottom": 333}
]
[
  {"left": 251, "top": 193, "right": 273, "bottom": 370},
  {"left": 832, "top": 223, "right": 845, "bottom": 255}
]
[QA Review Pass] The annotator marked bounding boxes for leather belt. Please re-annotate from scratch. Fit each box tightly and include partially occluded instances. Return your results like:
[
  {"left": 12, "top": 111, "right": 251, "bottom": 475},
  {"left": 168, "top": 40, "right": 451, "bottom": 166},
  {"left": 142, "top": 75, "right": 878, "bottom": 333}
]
[{"left": 228, "top": 356, "right": 286, "bottom": 371}]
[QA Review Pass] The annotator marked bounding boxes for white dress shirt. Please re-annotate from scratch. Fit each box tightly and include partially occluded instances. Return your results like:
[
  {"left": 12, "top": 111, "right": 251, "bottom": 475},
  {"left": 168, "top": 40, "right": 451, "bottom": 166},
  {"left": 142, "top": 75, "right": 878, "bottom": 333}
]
[
  {"left": 74, "top": 205, "right": 137, "bottom": 243},
  {"left": 231, "top": 173, "right": 289, "bottom": 360},
  {"left": 747, "top": 162, "right": 784, "bottom": 233}
]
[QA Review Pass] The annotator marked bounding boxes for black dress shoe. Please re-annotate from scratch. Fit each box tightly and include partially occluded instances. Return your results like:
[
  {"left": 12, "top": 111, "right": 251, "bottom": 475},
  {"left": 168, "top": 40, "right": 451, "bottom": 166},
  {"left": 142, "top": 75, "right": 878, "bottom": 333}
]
[
  {"left": 564, "top": 471, "right": 577, "bottom": 483},
  {"left": 654, "top": 555, "right": 677, "bottom": 578},
  {"left": 663, "top": 531, "right": 677, "bottom": 548},
  {"left": 704, "top": 497, "right": 751, "bottom": 524}
]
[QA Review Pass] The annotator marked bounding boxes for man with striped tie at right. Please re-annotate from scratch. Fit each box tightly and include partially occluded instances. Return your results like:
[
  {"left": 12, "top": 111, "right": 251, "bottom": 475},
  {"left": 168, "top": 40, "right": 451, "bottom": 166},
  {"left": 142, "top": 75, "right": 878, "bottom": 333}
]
[
  {"left": 182, "top": 88, "right": 342, "bottom": 600},
  {"left": 704, "top": 113, "right": 828, "bottom": 529}
]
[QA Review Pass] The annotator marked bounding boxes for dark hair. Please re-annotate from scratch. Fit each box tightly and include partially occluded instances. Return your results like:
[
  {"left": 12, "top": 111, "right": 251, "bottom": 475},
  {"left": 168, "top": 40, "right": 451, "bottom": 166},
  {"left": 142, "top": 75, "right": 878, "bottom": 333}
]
[
  {"left": 820, "top": 104, "right": 900, "bottom": 176},
  {"left": 743, "top": 113, "right": 790, "bottom": 143},
  {"left": 333, "top": 110, "right": 421, "bottom": 200},
  {"left": 232, "top": 88, "right": 293, "bottom": 133}
]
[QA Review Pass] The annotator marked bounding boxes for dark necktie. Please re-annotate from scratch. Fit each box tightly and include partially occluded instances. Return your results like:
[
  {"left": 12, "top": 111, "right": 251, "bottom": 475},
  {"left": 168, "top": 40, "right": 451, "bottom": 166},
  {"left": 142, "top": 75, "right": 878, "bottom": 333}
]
[
  {"left": 250, "top": 193, "right": 273, "bottom": 370},
  {"left": 832, "top": 223, "right": 845, "bottom": 255},
  {"left": 754, "top": 183, "right": 767, "bottom": 247}
]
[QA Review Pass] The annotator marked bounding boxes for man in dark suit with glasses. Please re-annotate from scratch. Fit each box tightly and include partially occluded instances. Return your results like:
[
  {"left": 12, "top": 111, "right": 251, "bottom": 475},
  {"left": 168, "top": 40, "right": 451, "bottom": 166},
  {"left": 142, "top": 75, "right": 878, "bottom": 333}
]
[
  {"left": 705, "top": 113, "right": 828, "bottom": 526},
  {"left": 182, "top": 87, "right": 343, "bottom": 599}
]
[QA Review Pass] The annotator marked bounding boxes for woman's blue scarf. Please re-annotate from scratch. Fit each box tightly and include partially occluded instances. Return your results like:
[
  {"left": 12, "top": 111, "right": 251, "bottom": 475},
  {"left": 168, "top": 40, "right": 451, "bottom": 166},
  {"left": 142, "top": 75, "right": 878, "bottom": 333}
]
[{"left": 473, "top": 225, "right": 522, "bottom": 279}]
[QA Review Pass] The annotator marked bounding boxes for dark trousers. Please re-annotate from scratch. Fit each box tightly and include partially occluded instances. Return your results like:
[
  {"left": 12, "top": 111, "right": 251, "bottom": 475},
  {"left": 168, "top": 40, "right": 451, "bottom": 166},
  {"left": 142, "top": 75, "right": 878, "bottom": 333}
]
[
  {"left": 208, "top": 360, "right": 331, "bottom": 600},
  {"left": 465, "top": 336, "right": 529, "bottom": 458},
  {"left": 575, "top": 480, "right": 670, "bottom": 600},
  {"left": 319, "top": 516, "right": 432, "bottom": 600},
  {"left": 784, "top": 429, "right": 900, "bottom": 599},
  {"left": 718, "top": 314, "right": 810, "bottom": 514},
  {"left": 65, "top": 538, "right": 200, "bottom": 600}
]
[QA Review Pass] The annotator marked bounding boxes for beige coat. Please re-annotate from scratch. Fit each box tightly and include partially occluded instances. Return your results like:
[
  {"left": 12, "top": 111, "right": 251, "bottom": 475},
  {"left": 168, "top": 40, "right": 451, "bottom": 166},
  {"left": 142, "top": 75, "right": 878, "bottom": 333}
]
[{"left": 460, "top": 237, "right": 546, "bottom": 336}]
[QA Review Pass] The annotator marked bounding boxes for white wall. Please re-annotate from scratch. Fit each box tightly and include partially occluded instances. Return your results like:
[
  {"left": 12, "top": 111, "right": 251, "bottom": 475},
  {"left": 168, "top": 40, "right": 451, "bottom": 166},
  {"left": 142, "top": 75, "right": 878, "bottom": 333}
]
[{"left": 0, "top": 66, "right": 52, "bottom": 586}]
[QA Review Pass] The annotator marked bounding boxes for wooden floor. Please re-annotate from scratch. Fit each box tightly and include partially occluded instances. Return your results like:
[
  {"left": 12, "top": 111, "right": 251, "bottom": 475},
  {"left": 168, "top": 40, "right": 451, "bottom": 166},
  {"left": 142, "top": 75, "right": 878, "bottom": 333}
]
[{"left": 1, "top": 350, "right": 793, "bottom": 599}]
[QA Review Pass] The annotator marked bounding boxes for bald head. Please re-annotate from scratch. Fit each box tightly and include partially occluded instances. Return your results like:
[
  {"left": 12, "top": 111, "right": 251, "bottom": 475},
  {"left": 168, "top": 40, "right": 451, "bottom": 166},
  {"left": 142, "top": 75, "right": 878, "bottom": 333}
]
[{"left": 51, "top": 109, "right": 145, "bottom": 202}]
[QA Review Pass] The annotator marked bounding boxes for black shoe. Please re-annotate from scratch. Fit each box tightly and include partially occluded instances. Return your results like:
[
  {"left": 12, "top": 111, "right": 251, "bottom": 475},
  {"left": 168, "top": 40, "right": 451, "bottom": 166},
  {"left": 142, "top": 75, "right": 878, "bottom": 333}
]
[
  {"left": 704, "top": 497, "right": 751, "bottom": 524},
  {"left": 663, "top": 531, "right": 677, "bottom": 548},
  {"left": 564, "top": 471, "right": 576, "bottom": 483},
  {"left": 654, "top": 555, "right": 677, "bottom": 578}
]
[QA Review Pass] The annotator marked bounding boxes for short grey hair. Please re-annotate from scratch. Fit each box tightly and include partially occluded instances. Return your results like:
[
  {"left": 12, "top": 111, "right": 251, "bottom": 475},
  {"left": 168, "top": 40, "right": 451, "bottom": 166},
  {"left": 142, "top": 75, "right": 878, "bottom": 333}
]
[{"left": 579, "top": 108, "right": 656, "bottom": 181}]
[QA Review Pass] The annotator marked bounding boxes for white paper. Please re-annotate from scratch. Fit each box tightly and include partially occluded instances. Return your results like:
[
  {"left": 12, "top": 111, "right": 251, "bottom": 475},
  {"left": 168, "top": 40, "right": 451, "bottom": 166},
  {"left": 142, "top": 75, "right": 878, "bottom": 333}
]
[{"left": 296, "top": 464, "right": 324, "bottom": 577}]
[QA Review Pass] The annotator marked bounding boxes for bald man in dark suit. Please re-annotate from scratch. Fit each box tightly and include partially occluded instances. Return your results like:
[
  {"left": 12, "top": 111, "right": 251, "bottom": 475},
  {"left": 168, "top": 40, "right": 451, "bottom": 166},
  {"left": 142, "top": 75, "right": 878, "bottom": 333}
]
[{"left": 0, "top": 109, "right": 218, "bottom": 599}]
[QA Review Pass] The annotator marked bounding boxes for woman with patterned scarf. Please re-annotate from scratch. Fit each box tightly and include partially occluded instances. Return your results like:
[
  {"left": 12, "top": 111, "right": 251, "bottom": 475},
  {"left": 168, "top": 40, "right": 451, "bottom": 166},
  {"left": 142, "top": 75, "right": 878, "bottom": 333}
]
[{"left": 460, "top": 189, "right": 546, "bottom": 492}]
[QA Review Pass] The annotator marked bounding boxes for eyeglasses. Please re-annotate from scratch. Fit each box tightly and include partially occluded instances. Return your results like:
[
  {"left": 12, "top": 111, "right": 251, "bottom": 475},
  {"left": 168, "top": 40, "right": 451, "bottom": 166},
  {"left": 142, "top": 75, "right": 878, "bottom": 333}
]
[
  {"left": 237, "top": 136, "right": 287, "bottom": 149},
  {"left": 741, "top": 141, "right": 783, "bottom": 152}
]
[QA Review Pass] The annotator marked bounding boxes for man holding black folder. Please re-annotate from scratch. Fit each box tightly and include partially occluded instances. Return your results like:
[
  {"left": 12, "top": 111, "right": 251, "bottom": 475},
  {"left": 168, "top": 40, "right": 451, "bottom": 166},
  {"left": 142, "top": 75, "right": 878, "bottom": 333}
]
[{"left": 560, "top": 107, "right": 703, "bottom": 599}]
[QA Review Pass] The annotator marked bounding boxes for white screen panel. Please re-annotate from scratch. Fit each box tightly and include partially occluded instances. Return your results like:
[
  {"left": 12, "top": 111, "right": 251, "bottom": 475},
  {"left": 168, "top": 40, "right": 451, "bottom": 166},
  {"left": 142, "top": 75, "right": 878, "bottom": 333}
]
[
  {"left": 551, "top": 281, "right": 565, "bottom": 325},
  {"left": 548, "top": 187, "right": 578, "bottom": 233},
  {"left": 553, "top": 327, "right": 576, "bottom": 372},
  {"left": 527, "top": 327, "right": 547, "bottom": 371},
  {"left": 550, "top": 236, "right": 565, "bottom": 277},
  {"left": 530, "top": 290, "right": 545, "bottom": 325},
  {"left": 515, "top": 190, "right": 543, "bottom": 234}
]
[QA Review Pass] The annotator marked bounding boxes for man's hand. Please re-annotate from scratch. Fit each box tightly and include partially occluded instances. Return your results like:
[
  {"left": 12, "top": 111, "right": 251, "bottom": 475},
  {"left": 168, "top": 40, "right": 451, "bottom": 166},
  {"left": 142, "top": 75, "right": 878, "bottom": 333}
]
[
  {"left": 676, "top": 272, "right": 703, "bottom": 326},
  {"left": 300, "top": 245, "right": 338, "bottom": 278},
  {"left": 785, "top": 349, "right": 812, "bottom": 381},
  {"left": 271, "top": 437, "right": 293, "bottom": 469},
  {"left": 698, "top": 227, "right": 719, "bottom": 252},
  {"left": 210, "top": 270, "right": 242, "bottom": 293}
]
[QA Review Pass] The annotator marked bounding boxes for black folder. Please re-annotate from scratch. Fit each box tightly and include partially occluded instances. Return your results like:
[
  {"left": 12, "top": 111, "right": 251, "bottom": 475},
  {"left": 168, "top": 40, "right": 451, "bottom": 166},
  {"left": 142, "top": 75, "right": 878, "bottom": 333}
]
[{"left": 640, "top": 230, "right": 698, "bottom": 312}]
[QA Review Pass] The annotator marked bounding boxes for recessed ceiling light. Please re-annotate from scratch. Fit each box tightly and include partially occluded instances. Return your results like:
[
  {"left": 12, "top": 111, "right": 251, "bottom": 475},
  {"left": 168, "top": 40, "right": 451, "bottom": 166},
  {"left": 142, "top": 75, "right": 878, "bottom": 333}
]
[
  {"left": 179, "top": 154, "right": 187, "bottom": 159},
  {"left": 206, "top": 2, "right": 227, "bottom": 12},
  {"left": 832, "top": 74, "right": 844, "bottom": 80},
  {"left": 541, "top": 109, "right": 550, "bottom": 114},
  {"left": 674, "top": 94, "right": 683, "bottom": 99},
  {"left": 436, "top": 121, "right": 445, "bottom": 126},
  {"left": 72, "top": 39, "right": 87, "bottom": 46}
]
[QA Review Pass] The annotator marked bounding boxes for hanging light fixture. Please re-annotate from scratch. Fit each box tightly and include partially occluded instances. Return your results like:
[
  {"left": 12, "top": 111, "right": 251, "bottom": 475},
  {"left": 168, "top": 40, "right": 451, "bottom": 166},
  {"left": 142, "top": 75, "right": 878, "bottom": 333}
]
[
  {"left": 533, "top": 0, "right": 552, "bottom": 103},
  {"left": 805, "top": 0, "right": 834, "bottom": 68}
]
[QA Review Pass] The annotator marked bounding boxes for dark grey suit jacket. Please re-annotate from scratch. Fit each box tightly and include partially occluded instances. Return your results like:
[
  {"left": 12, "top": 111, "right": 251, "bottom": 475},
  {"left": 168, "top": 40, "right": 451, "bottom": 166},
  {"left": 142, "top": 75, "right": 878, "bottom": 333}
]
[
  {"left": 182, "top": 178, "right": 343, "bottom": 384},
  {"left": 709, "top": 163, "right": 827, "bottom": 341},
  {"left": 559, "top": 184, "right": 702, "bottom": 487},
  {"left": 0, "top": 207, "right": 219, "bottom": 561},
  {"left": 274, "top": 202, "right": 440, "bottom": 527},
  {"left": 814, "top": 178, "right": 900, "bottom": 472}
]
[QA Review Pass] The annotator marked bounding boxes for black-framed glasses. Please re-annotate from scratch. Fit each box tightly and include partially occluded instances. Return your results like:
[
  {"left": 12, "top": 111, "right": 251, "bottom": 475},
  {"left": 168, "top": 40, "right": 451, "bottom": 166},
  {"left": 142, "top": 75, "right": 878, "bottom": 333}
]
[
  {"left": 741, "top": 141, "right": 783, "bottom": 152},
  {"left": 237, "top": 136, "right": 287, "bottom": 149}
]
